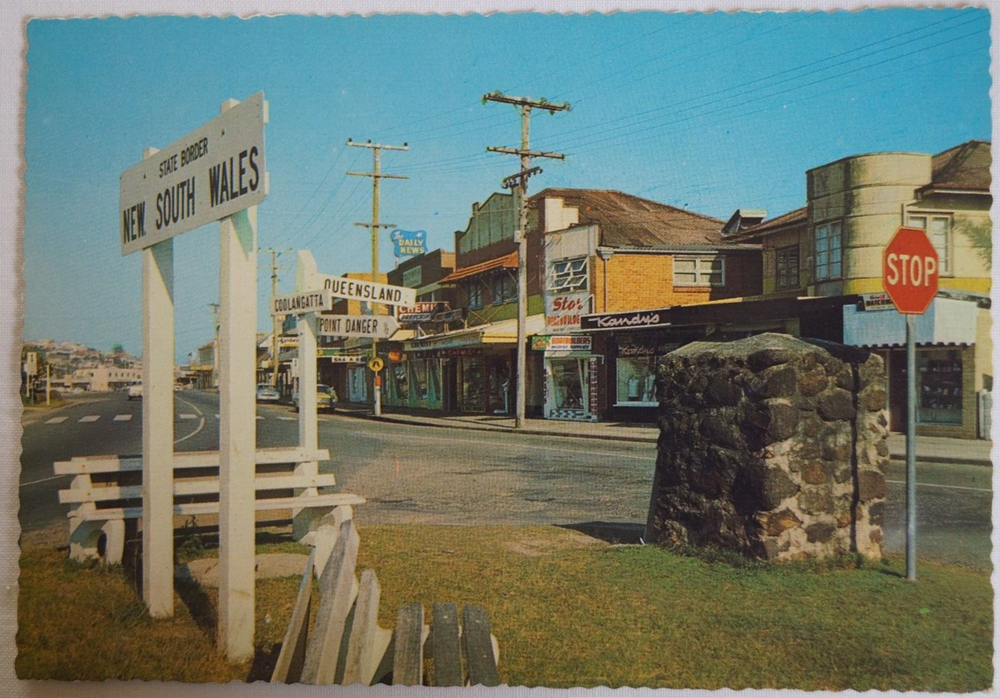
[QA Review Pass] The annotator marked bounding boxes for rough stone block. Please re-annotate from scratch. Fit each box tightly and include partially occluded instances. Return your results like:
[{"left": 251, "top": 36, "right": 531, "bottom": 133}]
[
  {"left": 857, "top": 471, "right": 886, "bottom": 502},
  {"left": 818, "top": 388, "right": 856, "bottom": 421}
]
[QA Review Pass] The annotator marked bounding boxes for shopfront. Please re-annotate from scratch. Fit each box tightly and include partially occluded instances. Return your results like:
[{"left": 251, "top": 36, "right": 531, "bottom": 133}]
[{"left": 534, "top": 335, "right": 600, "bottom": 421}]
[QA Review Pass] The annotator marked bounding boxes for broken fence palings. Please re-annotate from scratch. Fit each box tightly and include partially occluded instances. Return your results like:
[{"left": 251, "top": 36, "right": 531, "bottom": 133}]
[{"left": 272, "top": 507, "right": 501, "bottom": 686}]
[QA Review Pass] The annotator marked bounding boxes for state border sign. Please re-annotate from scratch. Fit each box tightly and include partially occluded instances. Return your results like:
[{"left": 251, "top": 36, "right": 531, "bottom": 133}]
[
  {"left": 119, "top": 92, "right": 268, "bottom": 256},
  {"left": 271, "top": 289, "right": 333, "bottom": 316}
]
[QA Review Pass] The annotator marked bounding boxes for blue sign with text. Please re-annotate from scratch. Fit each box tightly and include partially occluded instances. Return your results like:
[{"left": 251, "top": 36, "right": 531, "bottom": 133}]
[{"left": 391, "top": 229, "right": 427, "bottom": 258}]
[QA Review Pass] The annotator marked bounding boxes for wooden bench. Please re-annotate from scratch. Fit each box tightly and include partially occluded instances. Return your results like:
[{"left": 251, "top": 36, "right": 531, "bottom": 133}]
[
  {"left": 54, "top": 447, "right": 365, "bottom": 565},
  {"left": 271, "top": 511, "right": 501, "bottom": 687}
]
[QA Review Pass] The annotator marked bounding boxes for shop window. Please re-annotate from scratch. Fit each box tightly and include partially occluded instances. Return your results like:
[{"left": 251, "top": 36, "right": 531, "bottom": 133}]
[
  {"left": 917, "top": 349, "right": 962, "bottom": 425},
  {"left": 775, "top": 245, "right": 799, "bottom": 290},
  {"left": 814, "top": 221, "right": 842, "bottom": 280},
  {"left": 459, "top": 358, "right": 485, "bottom": 412},
  {"left": 492, "top": 273, "right": 517, "bottom": 305},
  {"left": 391, "top": 364, "right": 408, "bottom": 401},
  {"left": 549, "top": 257, "right": 589, "bottom": 293},
  {"left": 674, "top": 257, "right": 724, "bottom": 286},
  {"left": 550, "top": 358, "right": 585, "bottom": 410},
  {"left": 410, "top": 359, "right": 429, "bottom": 401},
  {"left": 907, "top": 214, "right": 951, "bottom": 275},
  {"left": 616, "top": 356, "right": 657, "bottom": 405}
]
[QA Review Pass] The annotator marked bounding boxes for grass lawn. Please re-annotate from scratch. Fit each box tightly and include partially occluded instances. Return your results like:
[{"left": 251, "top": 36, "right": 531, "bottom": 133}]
[{"left": 17, "top": 525, "right": 993, "bottom": 690}]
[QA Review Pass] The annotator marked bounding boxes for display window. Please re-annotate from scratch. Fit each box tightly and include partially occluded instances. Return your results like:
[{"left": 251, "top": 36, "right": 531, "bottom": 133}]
[
  {"left": 917, "top": 349, "right": 963, "bottom": 425},
  {"left": 411, "top": 359, "right": 429, "bottom": 401},
  {"left": 391, "top": 363, "right": 408, "bottom": 402},
  {"left": 459, "top": 358, "right": 485, "bottom": 412},
  {"left": 550, "top": 358, "right": 585, "bottom": 410},
  {"left": 616, "top": 356, "right": 657, "bottom": 405}
]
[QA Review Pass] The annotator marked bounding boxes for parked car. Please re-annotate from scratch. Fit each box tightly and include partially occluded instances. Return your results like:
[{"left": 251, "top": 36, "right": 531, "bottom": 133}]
[
  {"left": 256, "top": 384, "right": 280, "bottom": 403},
  {"left": 292, "top": 384, "right": 337, "bottom": 413},
  {"left": 127, "top": 381, "right": 143, "bottom": 400}
]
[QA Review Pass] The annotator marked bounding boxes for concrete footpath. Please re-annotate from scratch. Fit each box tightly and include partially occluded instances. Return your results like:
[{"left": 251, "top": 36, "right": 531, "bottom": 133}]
[{"left": 338, "top": 405, "right": 993, "bottom": 466}]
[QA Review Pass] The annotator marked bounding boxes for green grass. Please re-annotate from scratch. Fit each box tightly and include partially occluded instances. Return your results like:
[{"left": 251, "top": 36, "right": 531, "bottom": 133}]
[{"left": 17, "top": 525, "right": 994, "bottom": 690}]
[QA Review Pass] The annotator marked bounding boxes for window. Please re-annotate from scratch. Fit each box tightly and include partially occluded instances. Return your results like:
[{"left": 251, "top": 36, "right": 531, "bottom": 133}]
[
  {"left": 775, "top": 245, "right": 800, "bottom": 290},
  {"left": 492, "top": 274, "right": 517, "bottom": 304},
  {"left": 465, "top": 282, "right": 483, "bottom": 309},
  {"left": 814, "top": 221, "right": 842, "bottom": 280},
  {"left": 917, "top": 349, "right": 962, "bottom": 425},
  {"left": 616, "top": 356, "right": 658, "bottom": 406},
  {"left": 907, "top": 214, "right": 951, "bottom": 275},
  {"left": 402, "top": 266, "right": 422, "bottom": 288},
  {"left": 548, "top": 257, "right": 589, "bottom": 293},
  {"left": 673, "top": 257, "right": 724, "bottom": 286}
]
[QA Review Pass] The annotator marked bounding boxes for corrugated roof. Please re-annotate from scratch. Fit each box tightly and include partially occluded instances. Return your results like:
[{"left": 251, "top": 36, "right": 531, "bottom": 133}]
[
  {"left": 440, "top": 251, "right": 518, "bottom": 283},
  {"left": 926, "top": 140, "right": 991, "bottom": 191},
  {"left": 729, "top": 206, "right": 807, "bottom": 240},
  {"left": 531, "top": 188, "right": 728, "bottom": 247}
]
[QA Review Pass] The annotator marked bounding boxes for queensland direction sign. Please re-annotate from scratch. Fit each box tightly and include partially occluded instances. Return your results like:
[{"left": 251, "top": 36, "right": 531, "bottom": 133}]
[
  {"left": 883, "top": 226, "right": 939, "bottom": 315},
  {"left": 271, "top": 289, "right": 333, "bottom": 316},
  {"left": 317, "top": 314, "right": 400, "bottom": 339},
  {"left": 119, "top": 92, "right": 268, "bottom": 256},
  {"left": 312, "top": 273, "right": 417, "bottom": 306}
]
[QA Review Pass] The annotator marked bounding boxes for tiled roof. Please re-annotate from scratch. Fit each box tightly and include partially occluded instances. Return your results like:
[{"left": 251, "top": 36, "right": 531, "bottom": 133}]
[
  {"left": 927, "top": 140, "right": 991, "bottom": 191},
  {"left": 440, "top": 251, "right": 518, "bottom": 283},
  {"left": 531, "top": 188, "right": 728, "bottom": 247}
]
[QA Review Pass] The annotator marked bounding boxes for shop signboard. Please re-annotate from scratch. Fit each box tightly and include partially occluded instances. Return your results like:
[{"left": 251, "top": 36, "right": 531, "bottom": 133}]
[
  {"left": 860, "top": 292, "right": 896, "bottom": 311},
  {"left": 390, "top": 229, "right": 427, "bottom": 258},
  {"left": 580, "top": 308, "right": 669, "bottom": 331},
  {"left": 532, "top": 335, "right": 592, "bottom": 352},
  {"left": 545, "top": 292, "right": 591, "bottom": 331},
  {"left": 433, "top": 308, "right": 465, "bottom": 323},
  {"left": 398, "top": 301, "right": 448, "bottom": 323},
  {"left": 119, "top": 92, "right": 268, "bottom": 256}
]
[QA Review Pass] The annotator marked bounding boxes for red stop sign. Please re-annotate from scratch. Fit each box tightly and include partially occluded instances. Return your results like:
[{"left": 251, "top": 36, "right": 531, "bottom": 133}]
[{"left": 882, "top": 226, "right": 939, "bottom": 314}]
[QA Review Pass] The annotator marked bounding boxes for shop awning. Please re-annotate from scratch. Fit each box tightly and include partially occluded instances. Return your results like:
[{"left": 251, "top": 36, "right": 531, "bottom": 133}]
[
  {"left": 404, "top": 314, "right": 545, "bottom": 351},
  {"left": 843, "top": 297, "right": 978, "bottom": 347},
  {"left": 439, "top": 251, "right": 518, "bottom": 284}
]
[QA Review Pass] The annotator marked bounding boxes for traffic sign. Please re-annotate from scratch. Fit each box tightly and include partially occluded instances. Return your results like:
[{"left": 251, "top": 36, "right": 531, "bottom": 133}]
[
  {"left": 317, "top": 314, "right": 400, "bottom": 339},
  {"left": 271, "top": 289, "right": 333, "bottom": 316},
  {"left": 368, "top": 357, "right": 384, "bottom": 373},
  {"left": 119, "top": 92, "right": 268, "bottom": 256},
  {"left": 312, "top": 272, "right": 417, "bottom": 306},
  {"left": 882, "top": 226, "right": 939, "bottom": 315}
]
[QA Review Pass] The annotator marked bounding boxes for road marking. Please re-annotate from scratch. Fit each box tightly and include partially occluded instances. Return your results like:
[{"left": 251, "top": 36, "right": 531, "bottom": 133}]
[
  {"left": 174, "top": 397, "right": 206, "bottom": 446},
  {"left": 278, "top": 417, "right": 296, "bottom": 421},
  {"left": 20, "top": 473, "right": 72, "bottom": 488},
  {"left": 113, "top": 414, "right": 133, "bottom": 421},
  {"left": 886, "top": 479, "right": 991, "bottom": 494},
  {"left": 256, "top": 416, "right": 264, "bottom": 420},
  {"left": 78, "top": 415, "right": 100, "bottom": 423},
  {"left": 179, "top": 413, "right": 198, "bottom": 420},
  {"left": 215, "top": 414, "right": 220, "bottom": 419},
  {"left": 44, "top": 417, "right": 67, "bottom": 424}
]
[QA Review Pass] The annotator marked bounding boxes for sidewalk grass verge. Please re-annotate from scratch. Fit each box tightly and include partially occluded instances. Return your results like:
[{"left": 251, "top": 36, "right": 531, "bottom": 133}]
[{"left": 17, "top": 525, "right": 993, "bottom": 689}]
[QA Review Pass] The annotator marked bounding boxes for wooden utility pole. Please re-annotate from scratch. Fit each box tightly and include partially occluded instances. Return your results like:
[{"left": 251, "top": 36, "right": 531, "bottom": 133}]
[
  {"left": 484, "top": 92, "right": 570, "bottom": 428},
  {"left": 347, "top": 139, "right": 408, "bottom": 417},
  {"left": 261, "top": 247, "right": 292, "bottom": 387}
]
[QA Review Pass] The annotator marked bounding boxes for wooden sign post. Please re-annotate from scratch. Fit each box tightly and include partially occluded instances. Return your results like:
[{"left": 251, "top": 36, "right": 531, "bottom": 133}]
[{"left": 120, "top": 93, "right": 268, "bottom": 660}]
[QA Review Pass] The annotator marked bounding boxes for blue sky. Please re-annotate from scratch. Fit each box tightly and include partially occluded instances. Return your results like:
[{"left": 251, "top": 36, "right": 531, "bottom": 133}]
[{"left": 22, "top": 10, "right": 992, "bottom": 361}]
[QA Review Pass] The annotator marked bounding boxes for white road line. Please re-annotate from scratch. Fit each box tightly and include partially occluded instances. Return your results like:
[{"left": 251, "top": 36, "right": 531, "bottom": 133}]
[
  {"left": 78, "top": 415, "right": 100, "bottom": 423},
  {"left": 174, "top": 397, "right": 207, "bottom": 445},
  {"left": 44, "top": 417, "right": 67, "bottom": 424},
  {"left": 215, "top": 414, "right": 220, "bottom": 419},
  {"left": 278, "top": 417, "right": 296, "bottom": 421},
  {"left": 113, "top": 414, "right": 133, "bottom": 421},
  {"left": 179, "top": 413, "right": 198, "bottom": 420},
  {"left": 21, "top": 473, "right": 72, "bottom": 488},
  {"left": 886, "top": 478, "right": 991, "bottom": 494},
  {"left": 256, "top": 416, "right": 264, "bottom": 420}
]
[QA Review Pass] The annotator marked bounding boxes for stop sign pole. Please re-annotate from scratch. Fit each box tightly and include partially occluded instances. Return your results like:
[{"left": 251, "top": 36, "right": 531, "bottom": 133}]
[{"left": 882, "top": 226, "right": 939, "bottom": 581}]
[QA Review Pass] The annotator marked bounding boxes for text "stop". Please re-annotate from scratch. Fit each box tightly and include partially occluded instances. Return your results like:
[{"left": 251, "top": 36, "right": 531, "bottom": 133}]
[{"left": 884, "top": 253, "right": 937, "bottom": 287}]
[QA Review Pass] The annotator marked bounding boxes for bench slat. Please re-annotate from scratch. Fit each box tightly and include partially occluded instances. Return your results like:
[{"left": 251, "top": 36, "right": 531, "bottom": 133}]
[
  {"left": 271, "top": 549, "right": 316, "bottom": 683},
  {"left": 302, "top": 519, "right": 361, "bottom": 685},
  {"left": 69, "top": 493, "right": 366, "bottom": 521},
  {"left": 54, "top": 447, "right": 330, "bottom": 475},
  {"left": 431, "top": 603, "right": 463, "bottom": 687},
  {"left": 58, "top": 473, "right": 338, "bottom": 504},
  {"left": 392, "top": 603, "right": 425, "bottom": 686},
  {"left": 462, "top": 605, "right": 500, "bottom": 687}
]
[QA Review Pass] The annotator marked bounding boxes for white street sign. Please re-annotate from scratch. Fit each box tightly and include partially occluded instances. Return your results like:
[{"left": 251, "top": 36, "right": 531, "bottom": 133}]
[
  {"left": 271, "top": 289, "right": 333, "bottom": 316},
  {"left": 119, "top": 92, "right": 268, "bottom": 256},
  {"left": 313, "top": 273, "right": 417, "bottom": 306},
  {"left": 24, "top": 352, "right": 37, "bottom": 376},
  {"left": 317, "top": 314, "right": 400, "bottom": 339}
]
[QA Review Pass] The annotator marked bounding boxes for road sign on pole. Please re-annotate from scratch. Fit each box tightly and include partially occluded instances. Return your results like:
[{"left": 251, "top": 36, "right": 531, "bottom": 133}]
[
  {"left": 883, "top": 225, "right": 939, "bottom": 582},
  {"left": 271, "top": 289, "right": 333, "bottom": 316},
  {"left": 317, "top": 314, "right": 399, "bottom": 339},
  {"left": 314, "top": 274, "right": 417, "bottom": 307}
]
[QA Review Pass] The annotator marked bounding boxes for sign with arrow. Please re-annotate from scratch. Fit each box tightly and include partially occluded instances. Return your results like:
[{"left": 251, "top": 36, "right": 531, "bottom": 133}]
[
  {"left": 312, "top": 273, "right": 417, "bottom": 306},
  {"left": 271, "top": 289, "right": 332, "bottom": 316},
  {"left": 317, "top": 314, "right": 400, "bottom": 339}
]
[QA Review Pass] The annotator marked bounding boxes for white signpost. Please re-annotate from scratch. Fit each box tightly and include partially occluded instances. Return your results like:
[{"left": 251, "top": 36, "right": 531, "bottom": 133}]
[
  {"left": 271, "top": 289, "right": 333, "bottom": 316},
  {"left": 120, "top": 93, "right": 267, "bottom": 662},
  {"left": 317, "top": 314, "right": 400, "bottom": 339}
]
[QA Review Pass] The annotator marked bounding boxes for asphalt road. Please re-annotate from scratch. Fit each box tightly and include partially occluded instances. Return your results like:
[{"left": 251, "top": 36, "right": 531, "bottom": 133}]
[{"left": 19, "top": 390, "right": 993, "bottom": 570}]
